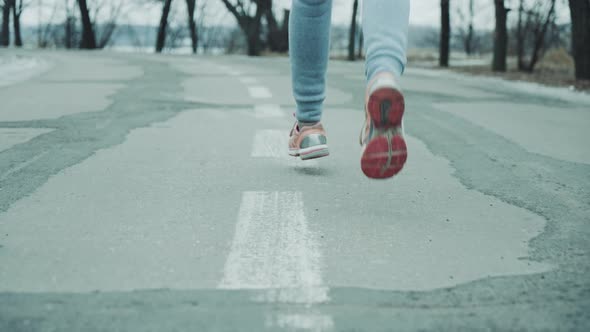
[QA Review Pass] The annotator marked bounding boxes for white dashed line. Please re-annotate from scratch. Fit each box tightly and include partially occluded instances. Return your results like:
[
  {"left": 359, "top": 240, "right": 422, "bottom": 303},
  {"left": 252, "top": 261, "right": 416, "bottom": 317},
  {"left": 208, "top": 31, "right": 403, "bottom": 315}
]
[
  {"left": 254, "top": 104, "right": 285, "bottom": 118},
  {"left": 239, "top": 77, "right": 259, "bottom": 84},
  {"left": 266, "top": 313, "right": 334, "bottom": 331},
  {"left": 217, "top": 65, "right": 242, "bottom": 76},
  {"left": 251, "top": 130, "right": 286, "bottom": 158},
  {"left": 251, "top": 130, "right": 318, "bottom": 167},
  {"left": 219, "top": 191, "right": 328, "bottom": 304},
  {"left": 248, "top": 86, "right": 272, "bottom": 99}
]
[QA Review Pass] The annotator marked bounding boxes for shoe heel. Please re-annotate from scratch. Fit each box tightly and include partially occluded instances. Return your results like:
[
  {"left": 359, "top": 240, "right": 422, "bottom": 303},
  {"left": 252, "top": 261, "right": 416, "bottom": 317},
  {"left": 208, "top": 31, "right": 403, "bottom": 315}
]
[
  {"left": 299, "top": 134, "right": 329, "bottom": 160},
  {"left": 367, "top": 88, "right": 405, "bottom": 129},
  {"left": 361, "top": 133, "right": 407, "bottom": 179},
  {"left": 301, "top": 134, "right": 327, "bottom": 148}
]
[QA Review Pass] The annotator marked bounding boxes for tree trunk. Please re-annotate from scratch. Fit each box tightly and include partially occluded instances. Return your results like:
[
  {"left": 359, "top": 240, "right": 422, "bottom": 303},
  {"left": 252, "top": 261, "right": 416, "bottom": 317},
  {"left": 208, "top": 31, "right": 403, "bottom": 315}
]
[
  {"left": 64, "top": 16, "right": 74, "bottom": 49},
  {"left": 348, "top": 0, "right": 358, "bottom": 61},
  {"left": 279, "top": 9, "right": 290, "bottom": 52},
  {"left": 155, "top": 0, "right": 173, "bottom": 53},
  {"left": 465, "top": 0, "right": 474, "bottom": 55},
  {"left": 492, "top": 0, "right": 508, "bottom": 72},
  {"left": 98, "top": 22, "right": 117, "bottom": 49},
  {"left": 77, "top": 0, "right": 96, "bottom": 49},
  {"left": 1, "top": 1, "right": 11, "bottom": 47},
  {"left": 525, "top": 0, "right": 555, "bottom": 73},
  {"left": 358, "top": 29, "right": 364, "bottom": 59},
  {"left": 244, "top": 3, "right": 264, "bottom": 56},
  {"left": 265, "top": 4, "right": 281, "bottom": 52},
  {"left": 11, "top": 1, "right": 21, "bottom": 46},
  {"left": 186, "top": 0, "right": 197, "bottom": 54},
  {"left": 516, "top": 0, "right": 525, "bottom": 71},
  {"left": 247, "top": 16, "right": 262, "bottom": 55},
  {"left": 569, "top": 0, "right": 590, "bottom": 80},
  {"left": 221, "top": 0, "right": 264, "bottom": 56},
  {"left": 246, "top": 34, "right": 258, "bottom": 56},
  {"left": 439, "top": 0, "right": 450, "bottom": 67}
]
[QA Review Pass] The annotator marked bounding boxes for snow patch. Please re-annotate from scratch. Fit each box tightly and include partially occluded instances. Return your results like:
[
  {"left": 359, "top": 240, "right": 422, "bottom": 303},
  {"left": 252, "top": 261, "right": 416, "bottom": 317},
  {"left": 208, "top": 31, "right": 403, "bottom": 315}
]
[
  {"left": 407, "top": 67, "right": 590, "bottom": 106},
  {"left": 0, "top": 55, "right": 52, "bottom": 87}
]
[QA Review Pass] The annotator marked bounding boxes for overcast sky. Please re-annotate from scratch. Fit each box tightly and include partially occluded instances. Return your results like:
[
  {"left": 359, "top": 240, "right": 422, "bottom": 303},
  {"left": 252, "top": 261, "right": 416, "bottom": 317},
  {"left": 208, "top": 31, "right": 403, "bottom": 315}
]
[{"left": 22, "top": 0, "right": 569, "bottom": 29}]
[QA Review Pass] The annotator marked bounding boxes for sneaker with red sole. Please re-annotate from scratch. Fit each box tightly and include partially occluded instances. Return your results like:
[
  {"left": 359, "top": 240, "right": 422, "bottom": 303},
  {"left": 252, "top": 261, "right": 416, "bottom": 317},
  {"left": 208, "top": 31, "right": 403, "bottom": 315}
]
[
  {"left": 289, "top": 121, "right": 330, "bottom": 161},
  {"left": 360, "top": 72, "right": 408, "bottom": 179}
]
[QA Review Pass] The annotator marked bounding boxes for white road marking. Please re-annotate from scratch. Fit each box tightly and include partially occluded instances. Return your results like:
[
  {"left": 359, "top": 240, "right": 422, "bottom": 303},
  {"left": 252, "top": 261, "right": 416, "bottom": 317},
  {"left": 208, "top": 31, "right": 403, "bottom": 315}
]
[
  {"left": 254, "top": 104, "right": 285, "bottom": 118},
  {"left": 248, "top": 86, "right": 272, "bottom": 99},
  {"left": 216, "top": 65, "right": 242, "bottom": 76},
  {"left": 266, "top": 313, "right": 334, "bottom": 331},
  {"left": 239, "top": 77, "right": 258, "bottom": 84},
  {"left": 0, "top": 57, "right": 52, "bottom": 87},
  {"left": 251, "top": 130, "right": 318, "bottom": 167},
  {"left": 251, "top": 130, "right": 285, "bottom": 158},
  {"left": 219, "top": 191, "right": 328, "bottom": 304}
]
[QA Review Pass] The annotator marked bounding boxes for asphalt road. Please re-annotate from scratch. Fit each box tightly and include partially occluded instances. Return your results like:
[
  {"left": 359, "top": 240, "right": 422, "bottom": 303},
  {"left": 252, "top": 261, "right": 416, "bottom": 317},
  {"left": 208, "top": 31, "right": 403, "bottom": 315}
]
[{"left": 0, "top": 50, "right": 589, "bottom": 331}]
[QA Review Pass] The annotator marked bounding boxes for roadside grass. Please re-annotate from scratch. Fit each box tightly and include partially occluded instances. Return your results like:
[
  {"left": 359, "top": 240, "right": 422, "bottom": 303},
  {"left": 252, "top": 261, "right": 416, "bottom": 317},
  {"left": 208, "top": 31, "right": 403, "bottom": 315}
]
[{"left": 408, "top": 48, "right": 590, "bottom": 93}]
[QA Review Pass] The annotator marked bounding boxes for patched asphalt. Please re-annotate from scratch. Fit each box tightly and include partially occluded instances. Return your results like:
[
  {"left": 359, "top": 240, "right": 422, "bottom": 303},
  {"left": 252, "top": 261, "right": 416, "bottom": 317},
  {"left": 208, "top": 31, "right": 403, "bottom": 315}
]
[{"left": 0, "top": 50, "right": 589, "bottom": 331}]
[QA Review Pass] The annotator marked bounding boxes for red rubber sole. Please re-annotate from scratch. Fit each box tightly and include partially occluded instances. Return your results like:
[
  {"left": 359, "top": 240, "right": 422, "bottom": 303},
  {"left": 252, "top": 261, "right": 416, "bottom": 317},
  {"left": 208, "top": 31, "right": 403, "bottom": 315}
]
[
  {"left": 361, "top": 87, "right": 407, "bottom": 179},
  {"left": 367, "top": 88, "right": 405, "bottom": 128},
  {"left": 361, "top": 134, "right": 407, "bottom": 179}
]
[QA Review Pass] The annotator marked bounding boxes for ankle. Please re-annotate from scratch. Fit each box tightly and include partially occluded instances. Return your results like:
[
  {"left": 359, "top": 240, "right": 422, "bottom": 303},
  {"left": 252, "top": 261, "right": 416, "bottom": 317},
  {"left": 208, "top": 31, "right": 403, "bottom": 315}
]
[{"left": 298, "top": 121, "right": 319, "bottom": 128}]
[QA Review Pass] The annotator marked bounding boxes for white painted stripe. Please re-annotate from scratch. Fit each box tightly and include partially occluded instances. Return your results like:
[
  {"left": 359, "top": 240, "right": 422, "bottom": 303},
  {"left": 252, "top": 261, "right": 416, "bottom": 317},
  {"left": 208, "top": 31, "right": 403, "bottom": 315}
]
[
  {"left": 216, "top": 65, "right": 242, "bottom": 76},
  {"left": 248, "top": 86, "right": 272, "bottom": 99},
  {"left": 251, "top": 130, "right": 285, "bottom": 158},
  {"left": 251, "top": 130, "right": 318, "bottom": 167},
  {"left": 239, "top": 77, "right": 258, "bottom": 84},
  {"left": 253, "top": 104, "right": 285, "bottom": 118},
  {"left": 266, "top": 313, "right": 334, "bottom": 331},
  {"left": 219, "top": 191, "right": 328, "bottom": 304}
]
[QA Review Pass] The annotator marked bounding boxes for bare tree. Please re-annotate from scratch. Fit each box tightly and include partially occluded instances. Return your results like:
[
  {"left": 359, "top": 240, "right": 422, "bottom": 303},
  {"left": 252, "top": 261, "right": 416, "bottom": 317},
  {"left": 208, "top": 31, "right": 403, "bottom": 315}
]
[
  {"left": 11, "top": 0, "right": 26, "bottom": 46},
  {"left": 37, "top": 0, "right": 59, "bottom": 48},
  {"left": 196, "top": 0, "right": 212, "bottom": 52},
  {"left": 93, "top": 0, "right": 123, "bottom": 48},
  {"left": 515, "top": 0, "right": 556, "bottom": 73},
  {"left": 220, "top": 0, "right": 268, "bottom": 56},
  {"left": 197, "top": 0, "right": 228, "bottom": 54},
  {"left": 264, "top": 1, "right": 282, "bottom": 52},
  {"left": 492, "top": 0, "right": 509, "bottom": 72},
  {"left": 348, "top": 0, "right": 358, "bottom": 61},
  {"left": 1, "top": 0, "right": 12, "bottom": 47},
  {"left": 440, "top": 0, "right": 450, "bottom": 67},
  {"left": 357, "top": 29, "right": 363, "bottom": 59},
  {"left": 279, "top": 8, "right": 289, "bottom": 52},
  {"left": 185, "top": 0, "right": 197, "bottom": 53},
  {"left": 155, "top": 0, "right": 173, "bottom": 53},
  {"left": 516, "top": 0, "right": 525, "bottom": 69},
  {"left": 456, "top": 0, "right": 476, "bottom": 55},
  {"left": 63, "top": 0, "right": 77, "bottom": 49},
  {"left": 568, "top": 0, "right": 590, "bottom": 79},
  {"left": 265, "top": 7, "right": 288, "bottom": 53},
  {"left": 77, "top": 0, "right": 96, "bottom": 48}
]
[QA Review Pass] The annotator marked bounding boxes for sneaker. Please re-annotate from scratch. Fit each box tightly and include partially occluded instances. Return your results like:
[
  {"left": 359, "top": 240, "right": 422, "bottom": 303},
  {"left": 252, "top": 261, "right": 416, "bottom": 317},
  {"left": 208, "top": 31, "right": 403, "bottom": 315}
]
[
  {"left": 360, "top": 72, "right": 408, "bottom": 179},
  {"left": 289, "top": 121, "right": 330, "bottom": 160}
]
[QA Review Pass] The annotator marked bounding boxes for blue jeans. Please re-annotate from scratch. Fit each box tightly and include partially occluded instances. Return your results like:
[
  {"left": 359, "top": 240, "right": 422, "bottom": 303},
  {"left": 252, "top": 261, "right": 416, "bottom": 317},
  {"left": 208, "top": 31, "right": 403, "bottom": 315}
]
[{"left": 290, "top": 0, "right": 410, "bottom": 123}]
